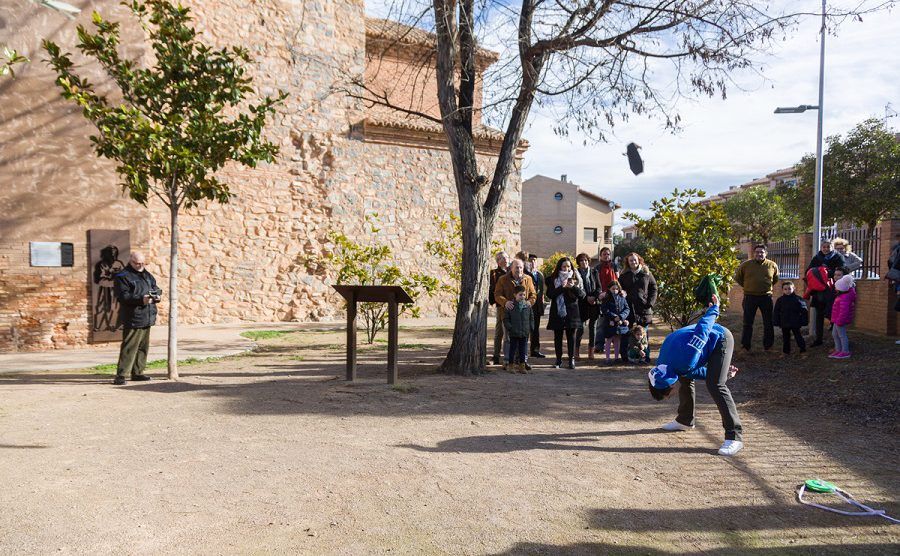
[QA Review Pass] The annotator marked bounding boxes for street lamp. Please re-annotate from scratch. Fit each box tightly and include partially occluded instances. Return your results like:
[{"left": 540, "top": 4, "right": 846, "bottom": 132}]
[{"left": 775, "top": 0, "right": 827, "bottom": 259}]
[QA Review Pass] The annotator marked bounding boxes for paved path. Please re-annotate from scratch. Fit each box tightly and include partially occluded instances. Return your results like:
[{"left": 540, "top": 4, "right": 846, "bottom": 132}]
[{"left": 0, "top": 318, "right": 456, "bottom": 374}]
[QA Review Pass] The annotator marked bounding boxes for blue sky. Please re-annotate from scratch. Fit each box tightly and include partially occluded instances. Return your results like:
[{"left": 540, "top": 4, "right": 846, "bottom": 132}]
[
  {"left": 365, "top": 1, "right": 900, "bottom": 228},
  {"left": 519, "top": 5, "right": 900, "bottom": 227}
]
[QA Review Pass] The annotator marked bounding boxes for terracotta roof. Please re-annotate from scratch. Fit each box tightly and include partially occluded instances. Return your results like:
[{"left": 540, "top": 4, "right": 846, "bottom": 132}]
[
  {"left": 365, "top": 17, "right": 499, "bottom": 63},
  {"left": 364, "top": 115, "right": 507, "bottom": 143},
  {"left": 578, "top": 187, "right": 619, "bottom": 209}
]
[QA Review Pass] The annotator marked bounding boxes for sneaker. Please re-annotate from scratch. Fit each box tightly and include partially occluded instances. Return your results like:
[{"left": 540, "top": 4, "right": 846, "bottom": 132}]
[
  {"left": 661, "top": 420, "right": 694, "bottom": 432},
  {"left": 718, "top": 440, "right": 744, "bottom": 456},
  {"left": 834, "top": 351, "right": 851, "bottom": 359},
  {"left": 113, "top": 376, "right": 126, "bottom": 385},
  {"left": 531, "top": 351, "right": 547, "bottom": 358},
  {"left": 517, "top": 363, "right": 527, "bottom": 374},
  {"left": 827, "top": 352, "right": 841, "bottom": 359},
  {"left": 131, "top": 375, "right": 151, "bottom": 381},
  {"left": 567, "top": 358, "right": 575, "bottom": 370},
  {"left": 492, "top": 356, "right": 500, "bottom": 366},
  {"left": 524, "top": 362, "right": 532, "bottom": 371},
  {"left": 553, "top": 360, "right": 562, "bottom": 369}
]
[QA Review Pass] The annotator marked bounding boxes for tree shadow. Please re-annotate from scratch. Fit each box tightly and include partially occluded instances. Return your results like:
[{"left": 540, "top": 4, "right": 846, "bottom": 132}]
[
  {"left": 396, "top": 429, "right": 716, "bottom": 455},
  {"left": 492, "top": 541, "right": 897, "bottom": 556}
]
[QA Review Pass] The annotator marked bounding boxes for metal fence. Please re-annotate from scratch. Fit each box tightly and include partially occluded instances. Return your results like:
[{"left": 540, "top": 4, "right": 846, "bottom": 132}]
[
  {"left": 821, "top": 227, "right": 881, "bottom": 280},
  {"left": 768, "top": 238, "right": 800, "bottom": 279}
]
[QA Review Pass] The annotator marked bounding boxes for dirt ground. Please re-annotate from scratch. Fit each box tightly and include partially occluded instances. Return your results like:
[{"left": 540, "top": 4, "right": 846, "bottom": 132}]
[{"left": 1, "top": 314, "right": 898, "bottom": 555}]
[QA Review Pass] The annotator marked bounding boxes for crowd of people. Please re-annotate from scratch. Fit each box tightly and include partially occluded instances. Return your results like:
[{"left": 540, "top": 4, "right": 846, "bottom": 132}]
[{"left": 489, "top": 247, "right": 657, "bottom": 370}]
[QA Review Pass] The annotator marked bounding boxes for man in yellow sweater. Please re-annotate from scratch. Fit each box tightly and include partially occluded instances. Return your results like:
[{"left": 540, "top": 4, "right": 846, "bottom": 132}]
[{"left": 734, "top": 244, "right": 779, "bottom": 351}]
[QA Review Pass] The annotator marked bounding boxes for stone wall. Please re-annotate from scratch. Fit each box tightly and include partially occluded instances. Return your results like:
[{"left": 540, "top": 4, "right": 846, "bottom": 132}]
[{"left": 0, "top": 0, "right": 523, "bottom": 351}]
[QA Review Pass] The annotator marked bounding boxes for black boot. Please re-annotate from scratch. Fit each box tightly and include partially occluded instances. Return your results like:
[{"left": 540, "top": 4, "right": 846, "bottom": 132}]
[{"left": 568, "top": 358, "right": 575, "bottom": 370}]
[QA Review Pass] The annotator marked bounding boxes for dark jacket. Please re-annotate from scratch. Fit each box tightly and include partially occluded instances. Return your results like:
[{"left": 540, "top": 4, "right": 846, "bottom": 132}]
[
  {"left": 773, "top": 293, "right": 809, "bottom": 329},
  {"left": 525, "top": 268, "right": 546, "bottom": 317},
  {"left": 114, "top": 264, "right": 161, "bottom": 329},
  {"left": 504, "top": 300, "right": 534, "bottom": 338},
  {"left": 545, "top": 274, "right": 586, "bottom": 330},
  {"left": 618, "top": 265, "right": 658, "bottom": 326},
  {"left": 600, "top": 293, "right": 631, "bottom": 337},
  {"left": 806, "top": 251, "right": 847, "bottom": 278},
  {"left": 488, "top": 266, "right": 507, "bottom": 306},
  {"left": 577, "top": 266, "right": 600, "bottom": 321}
]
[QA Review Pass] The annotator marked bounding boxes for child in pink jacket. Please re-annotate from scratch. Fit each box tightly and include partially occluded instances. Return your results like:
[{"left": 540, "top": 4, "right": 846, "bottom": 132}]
[{"left": 829, "top": 275, "right": 857, "bottom": 359}]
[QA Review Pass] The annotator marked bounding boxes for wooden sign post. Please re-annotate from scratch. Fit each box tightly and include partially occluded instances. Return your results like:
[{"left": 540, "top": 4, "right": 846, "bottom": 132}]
[{"left": 332, "top": 285, "right": 414, "bottom": 384}]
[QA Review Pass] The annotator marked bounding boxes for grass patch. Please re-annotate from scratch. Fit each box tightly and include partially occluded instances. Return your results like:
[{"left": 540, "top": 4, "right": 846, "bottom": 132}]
[
  {"left": 391, "top": 382, "right": 420, "bottom": 394},
  {"left": 240, "top": 330, "right": 296, "bottom": 341},
  {"left": 91, "top": 357, "right": 216, "bottom": 375}
]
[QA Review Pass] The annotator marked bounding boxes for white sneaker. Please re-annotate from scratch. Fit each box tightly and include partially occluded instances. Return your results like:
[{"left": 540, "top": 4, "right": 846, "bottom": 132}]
[
  {"left": 718, "top": 440, "right": 744, "bottom": 456},
  {"left": 661, "top": 420, "right": 694, "bottom": 432}
]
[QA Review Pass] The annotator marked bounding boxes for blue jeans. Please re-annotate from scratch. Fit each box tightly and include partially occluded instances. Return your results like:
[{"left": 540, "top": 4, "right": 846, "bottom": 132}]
[{"left": 832, "top": 324, "right": 850, "bottom": 353}]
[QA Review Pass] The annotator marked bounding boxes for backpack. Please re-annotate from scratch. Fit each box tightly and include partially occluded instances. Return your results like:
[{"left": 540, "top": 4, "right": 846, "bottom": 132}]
[{"left": 804, "top": 266, "right": 831, "bottom": 299}]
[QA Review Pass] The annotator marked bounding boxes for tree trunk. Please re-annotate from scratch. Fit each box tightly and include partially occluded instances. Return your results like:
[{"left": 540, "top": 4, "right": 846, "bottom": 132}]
[
  {"left": 167, "top": 205, "right": 179, "bottom": 380},
  {"left": 439, "top": 188, "right": 492, "bottom": 375}
]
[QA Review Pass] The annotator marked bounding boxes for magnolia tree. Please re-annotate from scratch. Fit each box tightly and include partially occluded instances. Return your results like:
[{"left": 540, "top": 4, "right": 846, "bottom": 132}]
[
  {"left": 352, "top": 0, "right": 882, "bottom": 375},
  {"left": 626, "top": 189, "right": 740, "bottom": 328},
  {"left": 44, "top": 0, "right": 285, "bottom": 379}
]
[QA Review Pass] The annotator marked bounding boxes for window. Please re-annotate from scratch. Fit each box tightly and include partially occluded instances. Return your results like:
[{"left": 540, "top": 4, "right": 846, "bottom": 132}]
[
  {"left": 583, "top": 227, "right": 598, "bottom": 242},
  {"left": 553, "top": 192, "right": 563, "bottom": 201},
  {"left": 553, "top": 226, "right": 563, "bottom": 234},
  {"left": 604, "top": 226, "right": 612, "bottom": 243},
  {"left": 625, "top": 232, "right": 634, "bottom": 240}
]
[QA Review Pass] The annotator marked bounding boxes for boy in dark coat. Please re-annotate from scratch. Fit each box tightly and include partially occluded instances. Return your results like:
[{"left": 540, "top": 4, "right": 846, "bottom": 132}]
[
  {"left": 773, "top": 281, "right": 808, "bottom": 355},
  {"left": 504, "top": 285, "right": 534, "bottom": 373},
  {"left": 599, "top": 281, "right": 630, "bottom": 362}
]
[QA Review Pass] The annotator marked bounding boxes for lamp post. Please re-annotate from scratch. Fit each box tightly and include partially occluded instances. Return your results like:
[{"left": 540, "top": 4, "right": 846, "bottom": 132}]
[{"left": 774, "top": 0, "right": 827, "bottom": 258}]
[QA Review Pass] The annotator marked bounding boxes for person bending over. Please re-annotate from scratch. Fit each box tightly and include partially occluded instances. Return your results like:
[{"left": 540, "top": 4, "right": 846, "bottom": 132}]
[{"left": 647, "top": 296, "right": 743, "bottom": 456}]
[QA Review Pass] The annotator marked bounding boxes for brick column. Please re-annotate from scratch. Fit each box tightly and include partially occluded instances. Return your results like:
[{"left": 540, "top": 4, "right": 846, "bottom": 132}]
[{"left": 879, "top": 219, "right": 899, "bottom": 336}]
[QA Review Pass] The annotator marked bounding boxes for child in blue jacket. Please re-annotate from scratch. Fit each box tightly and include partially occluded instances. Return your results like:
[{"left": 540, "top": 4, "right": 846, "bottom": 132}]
[
  {"left": 599, "top": 281, "right": 630, "bottom": 362},
  {"left": 647, "top": 296, "right": 744, "bottom": 456}
]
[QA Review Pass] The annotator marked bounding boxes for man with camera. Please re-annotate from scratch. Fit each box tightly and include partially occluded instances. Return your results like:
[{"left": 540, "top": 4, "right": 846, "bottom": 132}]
[{"left": 112, "top": 251, "right": 162, "bottom": 385}]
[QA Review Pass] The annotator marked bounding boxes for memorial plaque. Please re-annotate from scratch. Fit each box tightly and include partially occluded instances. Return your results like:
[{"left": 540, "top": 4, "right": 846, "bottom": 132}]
[
  {"left": 30, "top": 242, "right": 73, "bottom": 267},
  {"left": 88, "top": 230, "right": 130, "bottom": 343}
]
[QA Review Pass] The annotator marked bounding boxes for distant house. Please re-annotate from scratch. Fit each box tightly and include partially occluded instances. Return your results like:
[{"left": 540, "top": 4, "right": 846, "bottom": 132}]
[
  {"left": 521, "top": 174, "right": 619, "bottom": 260},
  {"left": 621, "top": 224, "right": 639, "bottom": 240},
  {"left": 699, "top": 166, "right": 798, "bottom": 206}
]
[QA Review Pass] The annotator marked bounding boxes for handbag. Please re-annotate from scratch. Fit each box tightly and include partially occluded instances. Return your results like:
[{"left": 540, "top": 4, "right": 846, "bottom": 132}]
[{"left": 887, "top": 267, "right": 900, "bottom": 283}]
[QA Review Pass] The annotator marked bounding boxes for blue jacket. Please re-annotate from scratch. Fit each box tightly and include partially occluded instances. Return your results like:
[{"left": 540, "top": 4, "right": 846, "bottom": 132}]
[{"left": 648, "top": 305, "right": 725, "bottom": 389}]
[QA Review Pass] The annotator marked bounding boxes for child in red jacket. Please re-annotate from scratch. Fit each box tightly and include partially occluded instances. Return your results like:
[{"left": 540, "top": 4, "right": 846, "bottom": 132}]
[{"left": 829, "top": 275, "right": 856, "bottom": 359}]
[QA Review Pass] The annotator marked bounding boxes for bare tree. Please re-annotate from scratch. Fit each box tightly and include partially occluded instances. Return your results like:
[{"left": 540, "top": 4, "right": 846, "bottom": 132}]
[{"left": 351, "top": 0, "right": 886, "bottom": 375}]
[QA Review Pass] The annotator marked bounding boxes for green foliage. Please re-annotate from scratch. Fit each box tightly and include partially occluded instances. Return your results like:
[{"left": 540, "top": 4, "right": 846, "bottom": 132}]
[
  {"left": 424, "top": 214, "right": 505, "bottom": 309},
  {"left": 90, "top": 356, "right": 213, "bottom": 374},
  {"left": 240, "top": 330, "right": 297, "bottom": 341},
  {"left": 540, "top": 251, "right": 575, "bottom": 278},
  {"left": 613, "top": 234, "right": 651, "bottom": 262},
  {"left": 42, "top": 0, "right": 286, "bottom": 210},
  {"left": 424, "top": 214, "right": 464, "bottom": 308},
  {"left": 789, "top": 118, "right": 900, "bottom": 233},
  {"left": 1, "top": 46, "right": 28, "bottom": 78},
  {"left": 722, "top": 185, "right": 802, "bottom": 244},
  {"left": 314, "top": 215, "right": 439, "bottom": 343},
  {"left": 625, "top": 188, "right": 740, "bottom": 328}
]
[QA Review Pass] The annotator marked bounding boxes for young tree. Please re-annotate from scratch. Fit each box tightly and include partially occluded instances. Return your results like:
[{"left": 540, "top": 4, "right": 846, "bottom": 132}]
[
  {"left": 44, "top": 0, "right": 285, "bottom": 379},
  {"left": 313, "top": 216, "right": 439, "bottom": 343},
  {"left": 723, "top": 185, "right": 802, "bottom": 245},
  {"left": 355, "top": 1, "right": 877, "bottom": 375},
  {"left": 790, "top": 118, "right": 900, "bottom": 241},
  {"left": 626, "top": 189, "right": 740, "bottom": 328},
  {"left": 1, "top": 47, "right": 28, "bottom": 78}
]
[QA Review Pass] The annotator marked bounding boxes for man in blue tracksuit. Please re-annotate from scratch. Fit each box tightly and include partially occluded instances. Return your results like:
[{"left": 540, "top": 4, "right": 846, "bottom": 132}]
[{"left": 647, "top": 296, "right": 744, "bottom": 456}]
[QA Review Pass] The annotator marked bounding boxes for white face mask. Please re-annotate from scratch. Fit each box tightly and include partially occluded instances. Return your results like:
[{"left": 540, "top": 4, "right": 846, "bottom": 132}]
[{"left": 559, "top": 270, "right": 572, "bottom": 280}]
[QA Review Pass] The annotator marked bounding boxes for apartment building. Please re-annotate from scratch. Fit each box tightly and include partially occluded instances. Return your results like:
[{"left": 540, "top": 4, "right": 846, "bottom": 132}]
[{"left": 521, "top": 174, "right": 618, "bottom": 260}]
